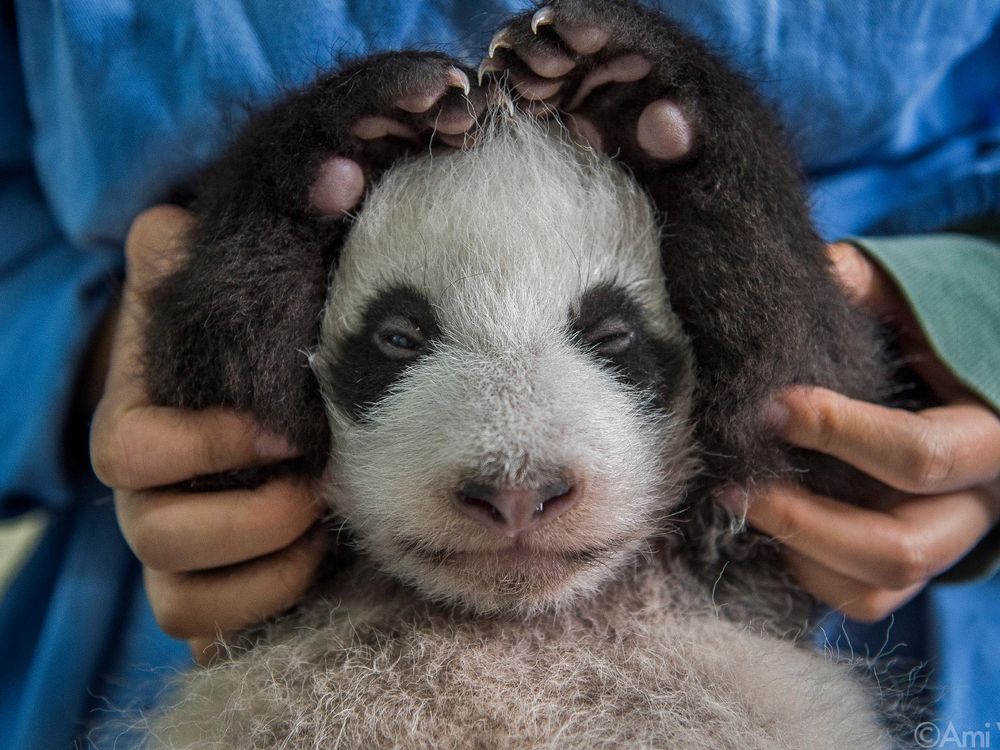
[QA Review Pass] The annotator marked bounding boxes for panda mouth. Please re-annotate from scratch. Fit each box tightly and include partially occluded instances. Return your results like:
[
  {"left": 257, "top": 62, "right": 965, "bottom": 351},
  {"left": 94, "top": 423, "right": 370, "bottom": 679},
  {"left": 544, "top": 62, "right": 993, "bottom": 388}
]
[{"left": 395, "top": 536, "right": 622, "bottom": 568}]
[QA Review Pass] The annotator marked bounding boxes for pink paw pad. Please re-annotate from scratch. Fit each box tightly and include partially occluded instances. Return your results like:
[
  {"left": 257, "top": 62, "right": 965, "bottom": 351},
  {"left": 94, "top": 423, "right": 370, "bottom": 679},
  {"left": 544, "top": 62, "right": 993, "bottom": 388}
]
[
  {"left": 351, "top": 66, "right": 476, "bottom": 144},
  {"left": 511, "top": 75, "right": 564, "bottom": 102},
  {"left": 350, "top": 116, "right": 418, "bottom": 141},
  {"left": 637, "top": 100, "right": 694, "bottom": 161},
  {"left": 566, "top": 54, "right": 651, "bottom": 111},
  {"left": 309, "top": 157, "right": 365, "bottom": 215}
]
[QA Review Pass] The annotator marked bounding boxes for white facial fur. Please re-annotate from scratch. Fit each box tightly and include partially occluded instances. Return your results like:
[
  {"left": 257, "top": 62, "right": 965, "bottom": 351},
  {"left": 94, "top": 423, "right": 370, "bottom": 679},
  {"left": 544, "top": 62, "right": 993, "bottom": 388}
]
[{"left": 314, "top": 113, "right": 696, "bottom": 614}]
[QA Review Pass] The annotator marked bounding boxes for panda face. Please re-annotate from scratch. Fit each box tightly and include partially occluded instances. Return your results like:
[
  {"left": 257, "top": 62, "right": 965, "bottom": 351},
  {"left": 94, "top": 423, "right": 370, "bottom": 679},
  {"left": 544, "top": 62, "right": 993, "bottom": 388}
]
[{"left": 314, "top": 116, "right": 696, "bottom": 614}]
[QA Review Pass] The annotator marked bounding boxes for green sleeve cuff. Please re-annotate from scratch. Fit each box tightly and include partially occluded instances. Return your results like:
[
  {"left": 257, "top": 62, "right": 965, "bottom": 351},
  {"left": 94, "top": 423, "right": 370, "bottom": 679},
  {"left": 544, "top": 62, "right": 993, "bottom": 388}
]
[
  {"left": 846, "top": 229, "right": 1000, "bottom": 583},
  {"left": 847, "top": 232, "right": 1000, "bottom": 413}
]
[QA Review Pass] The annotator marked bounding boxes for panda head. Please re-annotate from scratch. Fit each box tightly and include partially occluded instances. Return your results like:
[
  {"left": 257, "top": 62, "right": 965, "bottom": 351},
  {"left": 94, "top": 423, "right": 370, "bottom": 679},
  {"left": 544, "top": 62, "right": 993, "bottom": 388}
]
[{"left": 313, "top": 113, "right": 697, "bottom": 615}]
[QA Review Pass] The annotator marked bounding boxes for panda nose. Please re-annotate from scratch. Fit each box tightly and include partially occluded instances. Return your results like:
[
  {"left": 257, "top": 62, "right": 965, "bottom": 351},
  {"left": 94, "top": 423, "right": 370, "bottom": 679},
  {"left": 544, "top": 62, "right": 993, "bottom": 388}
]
[{"left": 454, "top": 478, "right": 577, "bottom": 537}]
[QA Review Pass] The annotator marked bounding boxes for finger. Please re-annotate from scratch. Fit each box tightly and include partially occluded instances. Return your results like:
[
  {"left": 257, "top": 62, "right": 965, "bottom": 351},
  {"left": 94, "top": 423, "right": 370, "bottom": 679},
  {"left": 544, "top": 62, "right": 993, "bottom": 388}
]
[
  {"left": 91, "top": 404, "right": 298, "bottom": 490},
  {"left": 773, "top": 386, "right": 1000, "bottom": 494},
  {"left": 826, "top": 241, "right": 925, "bottom": 352},
  {"left": 92, "top": 205, "right": 195, "bottom": 438},
  {"left": 82, "top": 303, "right": 122, "bottom": 412},
  {"left": 741, "top": 480, "right": 999, "bottom": 589},
  {"left": 100, "top": 206, "right": 195, "bottom": 410},
  {"left": 826, "top": 243, "right": 906, "bottom": 319},
  {"left": 91, "top": 204, "right": 301, "bottom": 489},
  {"left": 826, "top": 242, "right": 927, "bottom": 366},
  {"left": 125, "top": 205, "right": 195, "bottom": 288},
  {"left": 144, "top": 528, "right": 329, "bottom": 639},
  {"left": 117, "top": 478, "right": 323, "bottom": 572},
  {"left": 826, "top": 243, "right": 969, "bottom": 402},
  {"left": 784, "top": 549, "right": 925, "bottom": 623}
]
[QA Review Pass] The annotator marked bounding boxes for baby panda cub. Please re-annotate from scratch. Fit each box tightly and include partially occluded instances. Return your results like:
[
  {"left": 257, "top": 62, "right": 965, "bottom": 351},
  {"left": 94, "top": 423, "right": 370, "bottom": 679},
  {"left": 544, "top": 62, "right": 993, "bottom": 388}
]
[{"left": 143, "top": 0, "right": 897, "bottom": 747}]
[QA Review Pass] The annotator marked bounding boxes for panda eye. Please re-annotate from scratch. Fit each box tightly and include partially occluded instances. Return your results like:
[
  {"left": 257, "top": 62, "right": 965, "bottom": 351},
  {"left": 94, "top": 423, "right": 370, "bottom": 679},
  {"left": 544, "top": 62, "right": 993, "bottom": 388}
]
[
  {"left": 584, "top": 317, "right": 636, "bottom": 357},
  {"left": 387, "top": 332, "right": 417, "bottom": 349},
  {"left": 374, "top": 316, "right": 427, "bottom": 360}
]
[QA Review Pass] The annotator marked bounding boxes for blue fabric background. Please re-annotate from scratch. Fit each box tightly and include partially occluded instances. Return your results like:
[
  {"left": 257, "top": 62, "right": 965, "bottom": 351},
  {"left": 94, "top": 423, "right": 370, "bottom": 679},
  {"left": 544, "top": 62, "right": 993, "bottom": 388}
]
[{"left": 1, "top": 1, "right": 997, "bottom": 746}]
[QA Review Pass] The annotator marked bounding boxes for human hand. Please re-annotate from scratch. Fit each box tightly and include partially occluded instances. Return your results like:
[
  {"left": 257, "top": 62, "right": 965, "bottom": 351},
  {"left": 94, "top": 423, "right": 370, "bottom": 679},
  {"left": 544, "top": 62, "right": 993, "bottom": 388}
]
[
  {"left": 90, "top": 205, "right": 338, "bottom": 662},
  {"left": 724, "top": 243, "right": 1000, "bottom": 622}
]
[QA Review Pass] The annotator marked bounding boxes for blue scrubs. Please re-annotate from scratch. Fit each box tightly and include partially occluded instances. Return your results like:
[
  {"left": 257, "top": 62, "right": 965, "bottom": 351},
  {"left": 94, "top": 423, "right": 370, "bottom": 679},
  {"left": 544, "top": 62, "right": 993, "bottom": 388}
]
[{"left": 2, "top": 1, "right": 998, "bottom": 746}]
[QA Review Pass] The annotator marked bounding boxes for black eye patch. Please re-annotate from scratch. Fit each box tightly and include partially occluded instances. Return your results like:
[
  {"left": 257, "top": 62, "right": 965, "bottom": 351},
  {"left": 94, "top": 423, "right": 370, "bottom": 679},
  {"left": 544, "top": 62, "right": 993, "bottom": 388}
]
[
  {"left": 326, "top": 285, "right": 440, "bottom": 421},
  {"left": 571, "top": 283, "right": 691, "bottom": 408}
]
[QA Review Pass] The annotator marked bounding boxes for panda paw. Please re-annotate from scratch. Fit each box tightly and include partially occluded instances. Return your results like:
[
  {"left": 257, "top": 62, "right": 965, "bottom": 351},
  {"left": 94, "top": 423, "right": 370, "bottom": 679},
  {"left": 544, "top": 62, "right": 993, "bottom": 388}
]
[
  {"left": 345, "top": 55, "right": 482, "bottom": 147},
  {"left": 310, "top": 53, "right": 488, "bottom": 214},
  {"left": 481, "top": 0, "right": 696, "bottom": 165}
]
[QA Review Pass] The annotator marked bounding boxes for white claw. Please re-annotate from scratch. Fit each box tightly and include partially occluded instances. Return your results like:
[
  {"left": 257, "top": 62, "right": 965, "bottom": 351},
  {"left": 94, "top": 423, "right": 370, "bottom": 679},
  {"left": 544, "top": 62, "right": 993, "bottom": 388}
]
[
  {"left": 446, "top": 66, "right": 471, "bottom": 96},
  {"left": 531, "top": 6, "right": 555, "bottom": 34},
  {"left": 489, "top": 28, "right": 513, "bottom": 58},
  {"left": 477, "top": 57, "right": 505, "bottom": 85}
]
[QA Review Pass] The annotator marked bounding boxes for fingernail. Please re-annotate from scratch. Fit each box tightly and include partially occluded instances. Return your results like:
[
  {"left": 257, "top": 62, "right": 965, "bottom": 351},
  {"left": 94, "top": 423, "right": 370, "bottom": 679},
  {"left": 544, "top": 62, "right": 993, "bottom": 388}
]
[
  {"left": 763, "top": 398, "right": 790, "bottom": 432},
  {"left": 255, "top": 431, "right": 297, "bottom": 459}
]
